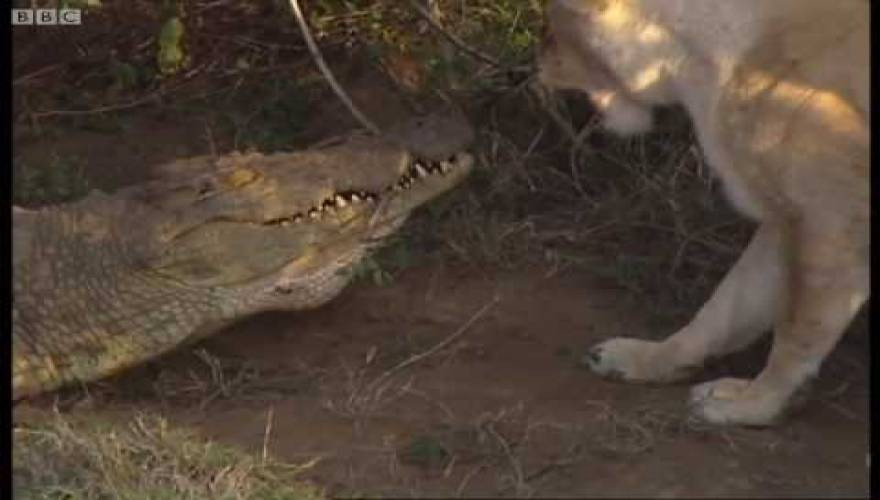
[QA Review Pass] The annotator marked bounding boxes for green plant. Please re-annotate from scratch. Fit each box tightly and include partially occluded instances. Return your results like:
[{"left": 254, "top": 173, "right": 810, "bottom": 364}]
[{"left": 157, "top": 2, "right": 188, "bottom": 76}]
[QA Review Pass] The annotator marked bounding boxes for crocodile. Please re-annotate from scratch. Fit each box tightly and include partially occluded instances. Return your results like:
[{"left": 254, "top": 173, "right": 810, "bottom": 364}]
[{"left": 12, "top": 113, "right": 475, "bottom": 400}]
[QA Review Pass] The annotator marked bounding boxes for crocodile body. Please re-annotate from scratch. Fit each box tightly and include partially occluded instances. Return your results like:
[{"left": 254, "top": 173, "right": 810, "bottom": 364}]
[{"left": 13, "top": 114, "right": 474, "bottom": 399}]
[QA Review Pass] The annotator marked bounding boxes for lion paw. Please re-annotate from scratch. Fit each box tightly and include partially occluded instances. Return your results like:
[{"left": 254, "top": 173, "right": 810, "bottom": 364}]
[
  {"left": 689, "top": 377, "right": 783, "bottom": 426},
  {"left": 584, "top": 337, "right": 691, "bottom": 383}
]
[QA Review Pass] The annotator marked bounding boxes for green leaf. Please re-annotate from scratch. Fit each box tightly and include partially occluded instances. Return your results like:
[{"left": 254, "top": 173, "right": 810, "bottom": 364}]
[{"left": 157, "top": 16, "right": 188, "bottom": 76}]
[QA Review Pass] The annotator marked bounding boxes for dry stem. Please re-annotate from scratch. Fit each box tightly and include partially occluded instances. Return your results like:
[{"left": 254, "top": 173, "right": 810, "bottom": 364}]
[{"left": 288, "top": 0, "right": 380, "bottom": 134}]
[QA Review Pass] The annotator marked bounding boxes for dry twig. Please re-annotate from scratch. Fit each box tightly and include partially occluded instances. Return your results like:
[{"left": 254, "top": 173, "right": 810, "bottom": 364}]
[
  {"left": 288, "top": 0, "right": 380, "bottom": 134},
  {"left": 405, "top": 0, "right": 502, "bottom": 69},
  {"left": 366, "top": 295, "right": 500, "bottom": 394}
]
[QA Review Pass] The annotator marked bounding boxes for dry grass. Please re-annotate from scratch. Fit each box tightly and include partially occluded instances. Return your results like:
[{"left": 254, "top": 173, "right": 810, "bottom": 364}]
[
  {"left": 315, "top": 297, "right": 496, "bottom": 430},
  {"left": 12, "top": 410, "right": 324, "bottom": 499},
  {"left": 394, "top": 99, "right": 752, "bottom": 325}
]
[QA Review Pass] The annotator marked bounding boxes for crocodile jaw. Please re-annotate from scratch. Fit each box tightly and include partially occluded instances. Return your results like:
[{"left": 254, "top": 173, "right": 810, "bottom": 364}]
[{"left": 243, "top": 150, "right": 475, "bottom": 313}]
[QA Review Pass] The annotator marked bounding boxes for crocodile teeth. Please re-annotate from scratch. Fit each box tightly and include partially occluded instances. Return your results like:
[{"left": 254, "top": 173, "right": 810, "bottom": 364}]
[{"left": 275, "top": 153, "right": 462, "bottom": 224}]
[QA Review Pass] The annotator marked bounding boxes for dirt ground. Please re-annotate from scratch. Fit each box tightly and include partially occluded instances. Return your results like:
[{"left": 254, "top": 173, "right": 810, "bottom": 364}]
[
  {"left": 12, "top": 26, "right": 869, "bottom": 496},
  {"left": 18, "top": 263, "right": 870, "bottom": 498},
  {"left": 145, "top": 264, "right": 873, "bottom": 497}
]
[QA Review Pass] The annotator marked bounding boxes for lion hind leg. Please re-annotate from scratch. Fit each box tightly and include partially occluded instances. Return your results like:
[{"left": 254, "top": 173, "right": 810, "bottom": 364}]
[{"left": 690, "top": 218, "right": 868, "bottom": 425}]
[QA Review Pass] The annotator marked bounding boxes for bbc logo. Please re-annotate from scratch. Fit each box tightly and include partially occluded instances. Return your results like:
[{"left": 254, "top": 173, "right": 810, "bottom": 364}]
[{"left": 12, "top": 9, "right": 82, "bottom": 25}]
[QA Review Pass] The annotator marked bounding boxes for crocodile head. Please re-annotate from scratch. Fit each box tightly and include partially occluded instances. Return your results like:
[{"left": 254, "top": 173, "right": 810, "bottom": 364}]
[{"left": 130, "top": 112, "right": 475, "bottom": 312}]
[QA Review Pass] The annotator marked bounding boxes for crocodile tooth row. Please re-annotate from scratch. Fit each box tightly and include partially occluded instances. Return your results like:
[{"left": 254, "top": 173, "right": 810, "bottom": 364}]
[
  {"left": 388, "top": 157, "right": 457, "bottom": 192},
  {"left": 267, "top": 156, "right": 458, "bottom": 226},
  {"left": 270, "top": 190, "right": 377, "bottom": 226}
]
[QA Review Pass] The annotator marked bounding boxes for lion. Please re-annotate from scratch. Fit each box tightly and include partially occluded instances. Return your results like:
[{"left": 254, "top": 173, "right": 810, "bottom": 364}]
[{"left": 538, "top": 0, "right": 869, "bottom": 425}]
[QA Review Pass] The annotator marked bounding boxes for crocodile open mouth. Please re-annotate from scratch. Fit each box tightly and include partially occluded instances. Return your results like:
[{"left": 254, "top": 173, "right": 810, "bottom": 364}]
[{"left": 263, "top": 154, "right": 464, "bottom": 226}]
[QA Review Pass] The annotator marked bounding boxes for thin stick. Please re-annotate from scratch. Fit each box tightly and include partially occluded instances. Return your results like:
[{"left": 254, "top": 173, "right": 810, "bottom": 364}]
[
  {"left": 262, "top": 405, "right": 274, "bottom": 464},
  {"left": 528, "top": 80, "right": 579, "bottom": 142},
  {"left": 406, "top": 0, "right": 502, "bottom": 68},
  {"left": 288, "top": 0, "right": 380, "bottom": 135},
  {"left": 12, "top": 63, "right": 63, "bottom": 86},
  {"left": 29, "top": 88, "right": 169, "bottom": 119},
  {"left": 366, "top": 295, "right": 500, "bottom": 393},
  {"left": 487, "top": 422, "right": 529, "bottom": 496}
]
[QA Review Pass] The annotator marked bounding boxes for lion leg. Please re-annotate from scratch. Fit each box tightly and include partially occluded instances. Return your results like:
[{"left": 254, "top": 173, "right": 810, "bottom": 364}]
[
  {"left": 690, "top": 219, "right": 867, "bottom": 425},
  {"left": 587, "top": 222, "right": 782, "bottom": 382}
]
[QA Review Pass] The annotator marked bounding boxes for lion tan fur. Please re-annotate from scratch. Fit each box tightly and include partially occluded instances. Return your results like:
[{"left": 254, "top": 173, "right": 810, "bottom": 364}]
[{"left": 538, "top": 0, "right": 868, "bottom": 425}]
